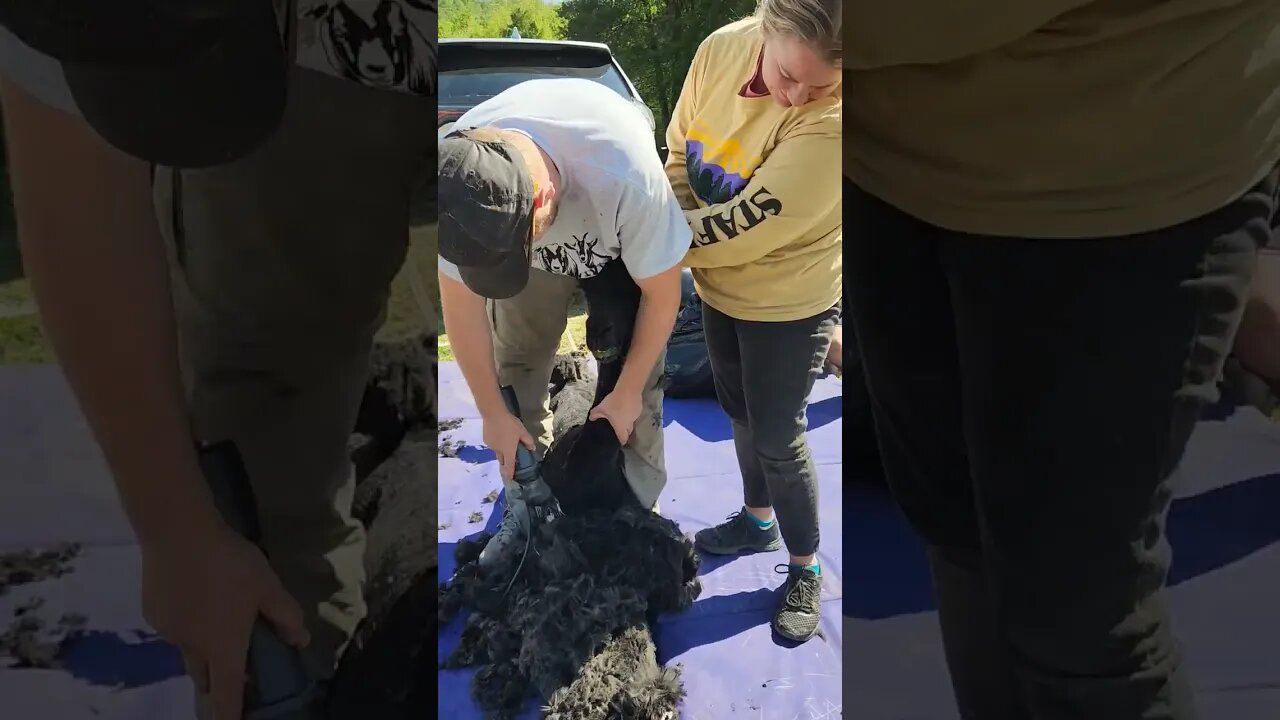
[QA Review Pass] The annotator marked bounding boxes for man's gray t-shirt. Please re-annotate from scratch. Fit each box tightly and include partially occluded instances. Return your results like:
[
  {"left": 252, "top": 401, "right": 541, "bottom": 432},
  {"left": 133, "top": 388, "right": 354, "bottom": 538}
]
[
  {"left": 0, "top": 1, "right": 434, "bottom": 113},
  {"left": 438, "top": 78, "right": 691, "bottom": 283}
]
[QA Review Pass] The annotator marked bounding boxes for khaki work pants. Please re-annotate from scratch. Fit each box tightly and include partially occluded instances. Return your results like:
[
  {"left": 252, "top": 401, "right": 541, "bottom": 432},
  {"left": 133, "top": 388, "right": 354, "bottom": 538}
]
[
  {"left": 152, "top": 66, "right": 434, "bottom": 711},
  {"left": 489, "top": 269, "right": 668, "bottom": 509}
]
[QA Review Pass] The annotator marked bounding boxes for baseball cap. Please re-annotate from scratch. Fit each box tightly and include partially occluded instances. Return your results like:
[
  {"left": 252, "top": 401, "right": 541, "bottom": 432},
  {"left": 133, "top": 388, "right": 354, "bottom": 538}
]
[
  {"left": 438, "top": 128, "right": 536, "bottom": 300},
  {"left": 0, "top": 2, "right": 288, "bottom": 168}
]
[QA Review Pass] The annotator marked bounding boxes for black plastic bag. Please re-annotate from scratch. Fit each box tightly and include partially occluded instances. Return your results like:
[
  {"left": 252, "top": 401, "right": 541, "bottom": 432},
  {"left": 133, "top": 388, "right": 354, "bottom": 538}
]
[{"left": 663, "top": 271, "right": 718, "bottom": 399}]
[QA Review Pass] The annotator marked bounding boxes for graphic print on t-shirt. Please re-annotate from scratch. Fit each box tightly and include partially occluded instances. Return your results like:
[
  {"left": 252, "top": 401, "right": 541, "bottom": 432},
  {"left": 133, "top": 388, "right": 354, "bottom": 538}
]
[
  {"left": 534, "top": 232, "right": 614, "bottom": 278},
  {"left": 681, "top": 119, "right": 789, "bottom": 250},
  {"left": 297, "top": 0, "right": 436, "bottom": 96},
  {"left": 684, "top": 119, "right": 762, "bottom": 205}
]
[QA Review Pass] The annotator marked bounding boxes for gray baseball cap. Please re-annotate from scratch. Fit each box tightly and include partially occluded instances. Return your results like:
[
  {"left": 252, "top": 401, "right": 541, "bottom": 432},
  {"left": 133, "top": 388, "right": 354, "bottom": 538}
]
[{"left": 438, "top": 128, "right": 535, "bottom": 300}]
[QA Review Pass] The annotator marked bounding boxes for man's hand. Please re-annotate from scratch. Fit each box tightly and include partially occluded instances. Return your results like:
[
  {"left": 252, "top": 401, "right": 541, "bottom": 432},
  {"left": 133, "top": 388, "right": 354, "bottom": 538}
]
[
  {"left": 141, "top": 523, "right": 308, "bottom": 720},
  {"left": 2, "top": 74, "right": 310, "bottom": 720},
  {"left": 826, "top": 324, "right": 844, "bottom": 374},
  {"left": 589, "top": 388, "right": 644, "bottom": 444},
  {"left": 440, "top": 270, "right": 531, "bottom": 480},
  {"left": 483, "top": 411, "right": 537, "bottom": 481}
]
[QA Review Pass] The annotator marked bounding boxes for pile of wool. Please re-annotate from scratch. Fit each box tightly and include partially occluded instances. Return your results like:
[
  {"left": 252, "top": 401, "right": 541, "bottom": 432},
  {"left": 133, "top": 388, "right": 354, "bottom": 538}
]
[
  {"left": 437, "top": 485, "right": 700, "bottom": 719},
  {"left": 438, "top": 259, "right": 702, "bottom": 718}
]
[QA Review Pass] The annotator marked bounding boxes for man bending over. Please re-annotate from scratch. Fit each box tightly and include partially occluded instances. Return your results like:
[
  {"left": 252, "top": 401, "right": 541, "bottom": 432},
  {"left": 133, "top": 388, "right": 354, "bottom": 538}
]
[{"left": 437, "top": 78, "right": 688, "bottom": 565}]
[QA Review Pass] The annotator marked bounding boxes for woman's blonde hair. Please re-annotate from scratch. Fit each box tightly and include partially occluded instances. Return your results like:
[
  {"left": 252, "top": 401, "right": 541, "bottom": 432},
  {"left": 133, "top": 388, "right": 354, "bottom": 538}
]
[{"left": 755, "top": 0, "right": 841, "bottom": 68}]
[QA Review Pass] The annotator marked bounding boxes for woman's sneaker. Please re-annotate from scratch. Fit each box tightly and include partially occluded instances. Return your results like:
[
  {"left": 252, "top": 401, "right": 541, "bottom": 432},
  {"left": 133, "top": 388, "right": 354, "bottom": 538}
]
[
  {"left": 693, "top": 509, "right": 783, "bottom": 555},
  {"left": 772, "top": 563, "right": 822, "bottom": 642}
]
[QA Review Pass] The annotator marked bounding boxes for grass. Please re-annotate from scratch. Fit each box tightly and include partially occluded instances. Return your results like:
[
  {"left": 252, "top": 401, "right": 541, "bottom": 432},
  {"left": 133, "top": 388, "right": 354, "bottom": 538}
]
[
  {"left": 0, "top": 276, "right": 31, "bottom": 308},
  {"left": 0, "top": 273, "right": 49, "bottom": 364},
  {"left": 0, "top": 313, "right": 49, "bottom": 364},
  {"left": 437, "top": 309, "right": 587, "bottom": 363},
  {"left": 0, "top": 249, "right": 440, "bottom": 366},
  {"left": 0, "top": 267, "right": 447, "bottom": 365},
  {"left": 416, "top": 221, "right": 588, "bottom": 362},
  {"left": 0, "top": 245, "right": 1273, "bottom": 421},
  {"left": 378, "top": 227, "right": 440, "bottom": 344},
  {"left": 0, "top": 223, "right": 587, "bottom": 366},
  {"left": 397, "top": 223, "right": 587, "bottom": 361}
]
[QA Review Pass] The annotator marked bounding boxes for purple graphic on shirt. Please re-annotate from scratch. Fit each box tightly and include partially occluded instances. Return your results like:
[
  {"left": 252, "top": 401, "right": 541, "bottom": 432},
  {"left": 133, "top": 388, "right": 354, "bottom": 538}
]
[{"left": 686, "top": 140, "right": 750, "bottom": 205}]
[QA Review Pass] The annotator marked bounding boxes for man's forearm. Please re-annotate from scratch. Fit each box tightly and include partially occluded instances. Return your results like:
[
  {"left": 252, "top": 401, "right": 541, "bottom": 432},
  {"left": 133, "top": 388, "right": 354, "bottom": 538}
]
[
  {"left": 617, "top": 276, "right": 681, "bottom": 396},
  {"left": 438, "top": 273, "right": 506, "bottom": 418},
  {"left": 2, "top": 78, "right": 220, "bottom": 545}
]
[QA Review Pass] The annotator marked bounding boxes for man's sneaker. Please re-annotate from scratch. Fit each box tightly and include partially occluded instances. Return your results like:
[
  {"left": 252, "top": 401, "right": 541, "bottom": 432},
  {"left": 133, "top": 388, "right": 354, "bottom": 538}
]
[
  {"left": 477, "top": 490, "right": 563, "bottom": 570},
  {"left": 772, "top": 564, "right": 822, "bottom": 642},
  {"left": 477, "top": 495, "right": 532, "bottom": 569},
  {"left": 693, "top": 509, "right": 783, "bottom": 555}
]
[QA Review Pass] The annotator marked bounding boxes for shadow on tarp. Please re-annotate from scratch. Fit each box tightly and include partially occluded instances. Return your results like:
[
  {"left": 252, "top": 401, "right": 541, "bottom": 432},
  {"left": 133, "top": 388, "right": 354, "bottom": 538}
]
[
  {"left": 655, "top": 587, "right": 803, "bottom": 662},
  {"left": 1167, "top": 471, "right": 1280, "bottom": 586},
  {"left": 57, "top": 630, "right": 184, "bottom": 689},
  {"left": 449, "top": 443, "right": 495, "bottom": 466},
  {"left": 693, "top": 552, "right": 746, "bottom": 577},
  {"left": 663, "top": 393, "right": 843, "bottom": 444},
  {"left": 841, "top": 470, "right": 1280, "bottom": 620}
]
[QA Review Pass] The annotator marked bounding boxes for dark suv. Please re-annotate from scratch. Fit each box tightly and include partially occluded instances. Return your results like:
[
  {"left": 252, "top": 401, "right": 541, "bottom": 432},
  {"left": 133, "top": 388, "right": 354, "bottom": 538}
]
[{"left": 438, "top": 38, "right": 659, "bottom": 154}]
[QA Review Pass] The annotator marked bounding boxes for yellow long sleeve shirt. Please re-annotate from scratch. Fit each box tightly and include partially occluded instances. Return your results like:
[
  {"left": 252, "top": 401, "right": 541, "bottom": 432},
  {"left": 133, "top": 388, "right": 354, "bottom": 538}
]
[
  {"left": 665, "top": 17, "right": 841, "bottom": 322},
  {"left": 844, "top": 1, "right": 1280, "bottom": 238}
]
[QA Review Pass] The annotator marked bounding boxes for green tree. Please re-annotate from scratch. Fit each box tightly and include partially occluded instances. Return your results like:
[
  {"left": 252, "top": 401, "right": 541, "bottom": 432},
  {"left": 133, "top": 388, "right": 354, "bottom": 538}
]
[
  {"left": 440, "top": 0, "right": 566, "bottom": 39},
  {"left": 509, "top": 0, "right": 567, "bottom": 39},
  {"left": 440, "top": 0, "right": 754, "bottom": 145}
]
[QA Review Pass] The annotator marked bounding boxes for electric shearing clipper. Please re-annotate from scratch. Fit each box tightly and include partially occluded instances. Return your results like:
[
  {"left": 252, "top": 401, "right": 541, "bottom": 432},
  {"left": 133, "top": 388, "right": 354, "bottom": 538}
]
[
  {"left": 499, "top": 385, "right": 561, "bottom": 515},
  {"left": 475, "top": 386, "right": 563, "bottom": 608}
]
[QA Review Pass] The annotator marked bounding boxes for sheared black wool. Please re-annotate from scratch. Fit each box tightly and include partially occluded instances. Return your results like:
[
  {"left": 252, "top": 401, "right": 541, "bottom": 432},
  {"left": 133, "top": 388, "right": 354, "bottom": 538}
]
[
  {"left": 438, "top": 260, "right": 702, "bottom": 719},
  {"left": 438, "top": 502, "right": 700, "bottom": 718}
]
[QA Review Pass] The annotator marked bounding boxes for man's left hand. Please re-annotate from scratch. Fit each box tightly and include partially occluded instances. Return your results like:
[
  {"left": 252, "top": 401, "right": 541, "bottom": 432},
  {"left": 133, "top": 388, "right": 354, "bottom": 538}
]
[{"left": 589, "top": 389, "right": 643, "bottom": 445}]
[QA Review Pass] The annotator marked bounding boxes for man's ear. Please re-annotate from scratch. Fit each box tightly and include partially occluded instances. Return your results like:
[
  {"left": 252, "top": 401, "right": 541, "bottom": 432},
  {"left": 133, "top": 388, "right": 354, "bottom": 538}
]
[{"left": 539, "top": 184, "right": 556, "bottom": 207}]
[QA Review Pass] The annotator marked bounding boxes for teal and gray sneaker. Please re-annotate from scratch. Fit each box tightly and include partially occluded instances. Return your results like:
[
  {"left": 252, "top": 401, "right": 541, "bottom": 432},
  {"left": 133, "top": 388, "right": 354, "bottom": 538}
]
[
  {"left": 772, "top": 564, "right": 822, "bottom": 642},
  {"left": 693, "top": 508, "right": 783, "bottom": 555}
]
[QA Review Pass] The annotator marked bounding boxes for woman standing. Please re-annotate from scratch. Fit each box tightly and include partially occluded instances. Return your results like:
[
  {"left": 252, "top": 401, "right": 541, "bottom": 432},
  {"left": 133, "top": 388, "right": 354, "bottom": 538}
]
[
  {"left": 844, "top": 2, "right": 1279, "bottom": 718},
  {"left": 664, "top": 0, "right": 841, "bottom": 642}
]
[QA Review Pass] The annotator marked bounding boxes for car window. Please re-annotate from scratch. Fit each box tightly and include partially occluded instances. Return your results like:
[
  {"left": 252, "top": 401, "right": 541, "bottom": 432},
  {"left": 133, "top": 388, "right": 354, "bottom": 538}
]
[
  {"left": 440, "top": 66, "right": 632, "bottom": 105},
  {"left": 439, "top": 46, "right": 634, "bottom": 106}
]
